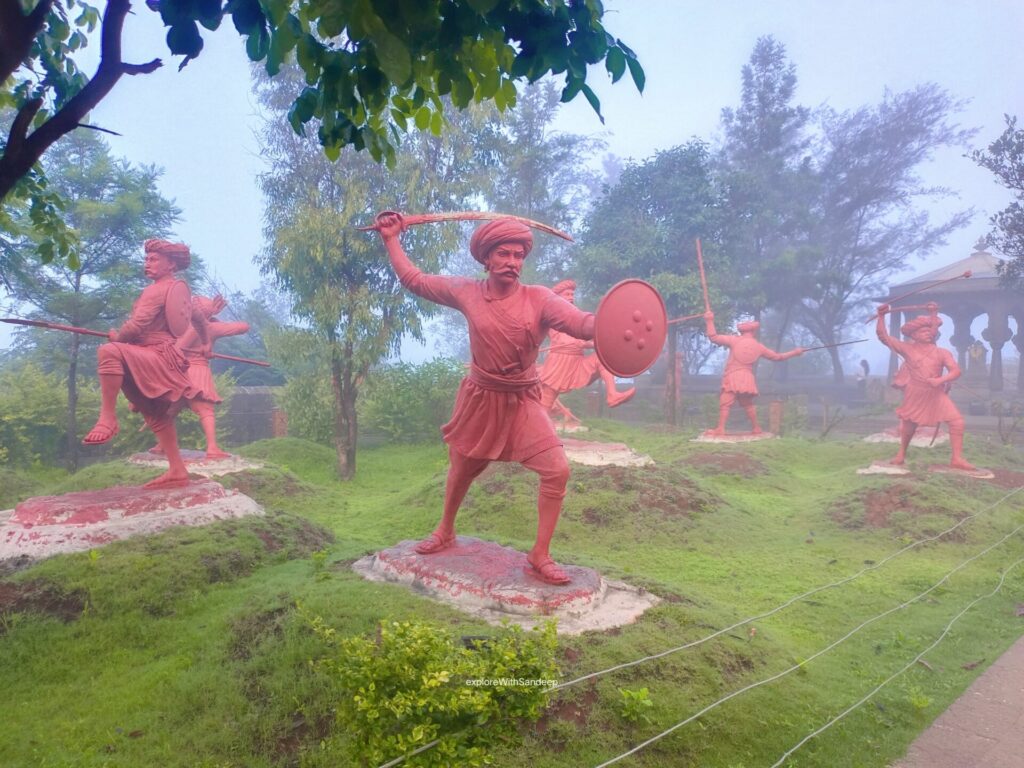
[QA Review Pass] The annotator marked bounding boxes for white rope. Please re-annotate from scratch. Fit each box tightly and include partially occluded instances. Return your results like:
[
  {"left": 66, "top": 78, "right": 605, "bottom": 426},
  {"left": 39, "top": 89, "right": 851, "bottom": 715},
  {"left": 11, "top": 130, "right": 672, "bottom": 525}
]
[
  {"left": 769, "top": 556, "right": 1024, "bottom": 767},
  {"left": 591, "top": 522, "right": 1024, "bottom": 767},
  {"left": 554, "top": 485, "right": 1023, "bottom": 692}
]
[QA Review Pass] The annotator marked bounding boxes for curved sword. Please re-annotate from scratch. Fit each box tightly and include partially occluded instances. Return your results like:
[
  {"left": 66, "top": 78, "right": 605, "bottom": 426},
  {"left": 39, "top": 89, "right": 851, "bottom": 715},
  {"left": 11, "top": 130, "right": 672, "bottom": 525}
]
[{"left": 358, "top": 211, "right": 574, "bottom": 242}]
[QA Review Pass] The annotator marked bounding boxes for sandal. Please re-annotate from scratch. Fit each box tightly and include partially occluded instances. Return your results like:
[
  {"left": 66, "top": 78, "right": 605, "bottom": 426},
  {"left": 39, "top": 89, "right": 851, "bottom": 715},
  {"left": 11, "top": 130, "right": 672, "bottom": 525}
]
[
  {"left": 526, "top": 556, "right": 571, "bottom": 585},
  {"left": 82, "top": 421, "right": 120, "bottom": 445},
  {"left": 414, "top": 531, "right": 456, "bottom": 555}
]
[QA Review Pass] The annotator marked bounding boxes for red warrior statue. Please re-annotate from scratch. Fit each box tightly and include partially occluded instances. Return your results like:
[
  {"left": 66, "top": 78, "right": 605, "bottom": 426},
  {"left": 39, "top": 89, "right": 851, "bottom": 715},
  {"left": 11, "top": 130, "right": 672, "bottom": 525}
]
[
  {"left": 703, "top": 310, "right": 805, "bottom": 435},
  {"left": 538, "top": 279, "right": 635, "bottom": 427},
  {"left": 82, "top": 239, "right": 198, "bottom": 488},
  {"left": 375, "top": 213, "right": 596, "bottom": 584},
  {"left": 150, "top": 295, "right": 250, "bottom": 460},
  {"left": 875, "top": 303, "right": 975, "bottom": 470}
]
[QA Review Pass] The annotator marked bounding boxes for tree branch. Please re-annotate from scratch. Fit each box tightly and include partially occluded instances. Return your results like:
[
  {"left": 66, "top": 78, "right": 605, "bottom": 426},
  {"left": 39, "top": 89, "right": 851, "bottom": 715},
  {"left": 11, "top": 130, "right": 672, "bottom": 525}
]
[
  {"left": 0, "top": 0, "right": 53, "bottom": 85},
  {"left": 0, "top": 0, "right": 163, "bottom": 202}
]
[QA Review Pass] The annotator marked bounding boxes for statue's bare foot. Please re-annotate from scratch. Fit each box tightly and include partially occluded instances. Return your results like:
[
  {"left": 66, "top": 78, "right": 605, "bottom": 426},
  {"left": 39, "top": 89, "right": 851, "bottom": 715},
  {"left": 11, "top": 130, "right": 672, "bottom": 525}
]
[
  {"left": 751, "top": 427, "right": 763, "bottom": 435},
  {"left": 204, "top": 449, "right": 231, "bottom": 460},
  {"left": 149, "top": 444, "right": 164, "bottom": 455},
  {"left": 704, "top": 428, "right": 725, "bottom": 436},
  {"left": 949, "top": 458, "right": 977, "bottom": 471},
  {"left": 526, "top": 553, "right": 571, "bottom": 585},
  {"left": 82, "top": 420, "right": 119, "bottom": 445},
  {"left": 607, "top": 387, "right": 636, "bottom": 408},
  {"left": 143, "top": 469, "right": 190, "bottom": 489},
  {"left": 414, "top": 530, "right": 456, "bottom": 554}
]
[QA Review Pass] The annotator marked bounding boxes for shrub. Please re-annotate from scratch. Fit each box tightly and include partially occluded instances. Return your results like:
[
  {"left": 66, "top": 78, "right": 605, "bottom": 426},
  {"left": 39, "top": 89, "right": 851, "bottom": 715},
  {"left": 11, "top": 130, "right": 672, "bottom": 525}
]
[
  {"left": 360, "top": 359, "right": 464, "bottom": 443},
  {"left": 305, "top": 616, "right": 558, "bottom": 767}
]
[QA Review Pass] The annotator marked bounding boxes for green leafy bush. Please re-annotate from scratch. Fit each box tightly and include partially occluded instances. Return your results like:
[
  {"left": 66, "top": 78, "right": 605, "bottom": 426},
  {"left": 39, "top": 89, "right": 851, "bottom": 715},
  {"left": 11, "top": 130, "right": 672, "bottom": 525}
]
[
  {"left": 618, "top": 686, "right": 654, "bottom": 724},
  {"left": 304, "top": 616, "right": 558, "bottom": 767},
  {"left": 360, "top": 359, "right": 465, "bottom": 443}
]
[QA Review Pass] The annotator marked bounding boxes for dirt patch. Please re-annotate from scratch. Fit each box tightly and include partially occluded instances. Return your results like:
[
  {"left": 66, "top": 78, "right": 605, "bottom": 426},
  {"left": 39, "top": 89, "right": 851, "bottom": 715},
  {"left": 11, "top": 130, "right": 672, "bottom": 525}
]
[
  {"left": 225, "top": 469, "right": 309, "bottom": 500},
  {"left": 250, "top": 515, "right": 335, "bottom": 558},
  {"left": 830, "top": 484, "right": 961, "bottom": 534},
  {"left": 574, "top": 465, "right": 720, "bottom": 520},
  {"left": 536, "top": 683, "right": 599, "bottom": 735},
  {"left": 0, "top": 579, "right": 86, "bottom": 633},
  {"left": 682, "top": 452, "right": 766, "bottom": 476},
  {"left": 229, "top": 605, "right": 289, "bottom": 660},
  {"left": 273, "top": 712, "right": 334, "bottom": 765},
  {"left": 988, "top": 468, "right": 1024, "bottom": 490}
]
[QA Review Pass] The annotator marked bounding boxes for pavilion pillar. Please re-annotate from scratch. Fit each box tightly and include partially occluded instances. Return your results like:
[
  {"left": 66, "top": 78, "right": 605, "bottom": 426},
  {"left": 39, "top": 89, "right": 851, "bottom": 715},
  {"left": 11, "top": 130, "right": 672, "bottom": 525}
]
[
  {"left": 948, "top": 311, "right": 975, "bottom": 371},
  {"left": 982, "top": 310, "right": 1012, "bottom": 392}
]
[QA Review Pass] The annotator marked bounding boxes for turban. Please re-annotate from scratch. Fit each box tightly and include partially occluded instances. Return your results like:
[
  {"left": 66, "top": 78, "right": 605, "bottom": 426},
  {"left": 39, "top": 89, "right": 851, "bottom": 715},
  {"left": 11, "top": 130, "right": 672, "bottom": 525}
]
[
  {"left": 901, "top": 314, "right": 941, "bottom": 336},
  {"left": 144, "top": 238, "right": 191, "bottom": 270},
  {"left": 552, "top": 279, "right": 576, "bottom": 296},
  {"left": 737, "top": 320, "right": 760, "bottom": 333},
  {"left": 468, "top": 218, "right": 533, "bottom": 265}
]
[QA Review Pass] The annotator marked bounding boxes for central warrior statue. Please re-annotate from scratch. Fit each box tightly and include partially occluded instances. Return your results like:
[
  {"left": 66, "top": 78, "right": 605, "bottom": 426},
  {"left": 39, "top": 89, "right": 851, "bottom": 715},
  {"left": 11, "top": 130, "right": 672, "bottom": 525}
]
[
  {"left": 82, "top": 239, "right": 198, "bottom": 488},
  {"left": 374, "top": 212, "right": 597, "bottom": 584}
]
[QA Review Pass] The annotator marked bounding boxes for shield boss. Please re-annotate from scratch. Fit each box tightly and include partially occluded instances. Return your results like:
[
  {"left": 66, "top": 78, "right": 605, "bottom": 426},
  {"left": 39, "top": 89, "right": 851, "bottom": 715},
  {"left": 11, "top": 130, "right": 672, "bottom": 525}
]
[
  {"left": 165, "top": 280, "right": 192, "bottom": 338},
  {"left": 594, "top": 279, "right": 667, "bottom": 377}
]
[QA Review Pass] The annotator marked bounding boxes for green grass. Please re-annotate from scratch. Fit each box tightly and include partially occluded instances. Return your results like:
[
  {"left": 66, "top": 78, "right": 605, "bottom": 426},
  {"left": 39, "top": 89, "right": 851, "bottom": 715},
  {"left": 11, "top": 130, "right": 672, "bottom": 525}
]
[{"left": 1, "top": 428, "right": 1023, "bottom": 767}]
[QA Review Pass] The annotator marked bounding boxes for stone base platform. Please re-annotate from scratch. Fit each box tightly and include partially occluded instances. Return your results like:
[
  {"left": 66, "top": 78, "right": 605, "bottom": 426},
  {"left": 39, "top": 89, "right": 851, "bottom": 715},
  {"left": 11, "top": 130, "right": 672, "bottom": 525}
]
[
  {"left": 857, "top": 461, "right": 994, "bottom": 479},
  {"left": 353, "top": 536, "right": 659, "bottom": 635},
  {"left": 928, "top": 464, "right": 994, "bottom": 480},
  {"left": 128, "top": 449, "right": 264, "bottom": 477},
  {"left": 857, "top": 461, "right": 912, "bottom": 476},
  {"left": 0, "top": 480, "right": 263, "bottom": 560},
  {"left": 562, "top": 438, "right": 653, "bottom": 467},
  {"left": 692, "top": 431, "right": 777, "bottom": 444},
  {"left": 862, "top": 428, "right": 949, "bottom": 447}
]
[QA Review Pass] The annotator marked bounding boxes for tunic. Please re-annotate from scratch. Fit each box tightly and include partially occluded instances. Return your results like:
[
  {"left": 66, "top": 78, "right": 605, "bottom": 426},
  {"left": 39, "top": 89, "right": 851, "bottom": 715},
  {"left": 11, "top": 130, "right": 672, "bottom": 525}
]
[
  {"left": 884, "top": 338, "right": 961, "bottom": 426},
  {"left": 395, "top": 265, "right": 592, "bottom": 461},
  {"left": 708, "top": 334, "right": 790, "bottom": 395},
  {"left": 538, "top": 330, "right": 601, "bottom": 392},
  {"left": 106, "top": 278, "right": 194, "bottom": 419}
]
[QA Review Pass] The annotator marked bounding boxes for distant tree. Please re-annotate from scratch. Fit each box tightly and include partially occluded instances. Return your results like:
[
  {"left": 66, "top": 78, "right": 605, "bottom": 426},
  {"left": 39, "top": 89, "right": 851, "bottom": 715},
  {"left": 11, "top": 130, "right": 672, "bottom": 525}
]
[
  {"left": 5, "top": 130, "right": 180, "bottom": 469},
  {"left": 578, "top": 140, "right": 722, "bottom": 324},
  {"left": 796, "top": 84, "right": 973, "bottom": 381},
  {"left": 716, "top": 35, "right": 816, "bottom": 336},
  {"left": 1, "top": 0, "right": 642, "bottom": 268},
  {"left": 255, "top": 67, "right": 486, "bottom": 479},
  {"left": 480, "top": 80, "right": 606, "bottom": 282},
  {"left": 971, "top": 115, "right": 1024, "bottom": 288}
]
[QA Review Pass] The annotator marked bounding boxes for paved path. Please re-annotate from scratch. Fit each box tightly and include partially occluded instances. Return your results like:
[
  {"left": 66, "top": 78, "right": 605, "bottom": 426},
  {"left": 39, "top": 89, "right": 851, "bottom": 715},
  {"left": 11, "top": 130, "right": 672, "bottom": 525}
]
[{"left": 892, "top": 633, "right": 1024, "bottom": 768}]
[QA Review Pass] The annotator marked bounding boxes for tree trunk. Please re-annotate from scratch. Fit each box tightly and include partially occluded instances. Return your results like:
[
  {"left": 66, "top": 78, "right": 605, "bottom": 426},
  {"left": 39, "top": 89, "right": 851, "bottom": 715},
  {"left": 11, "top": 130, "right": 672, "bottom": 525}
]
[
  {"left": 65, "top": 332, "right": 80, "bottom": 471},
  {"left": 828, "top": 344, "right": 845, "bottom": 383},
  {"left": 330, "top": 345, "right": 357, "bottom": 480}
]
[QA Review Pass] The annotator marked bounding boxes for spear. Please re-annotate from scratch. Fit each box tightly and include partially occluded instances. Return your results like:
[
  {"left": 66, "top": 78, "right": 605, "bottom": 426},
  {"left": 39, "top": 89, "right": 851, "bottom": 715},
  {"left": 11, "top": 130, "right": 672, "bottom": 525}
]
[
  {"left": 0, "top": 318, "right": 271, "bottom": 367},
  {"left": 802, "top": 338, "right": 869, "bottom": 352},
  {"left": 863, "top": 270, "right": 971, "bottom": 323},
  {"left": 695, "top": 238, "right": 711, "bottom": 313},
  {"left": 667, "top": 312, "right": 705, "bottom": 326}
]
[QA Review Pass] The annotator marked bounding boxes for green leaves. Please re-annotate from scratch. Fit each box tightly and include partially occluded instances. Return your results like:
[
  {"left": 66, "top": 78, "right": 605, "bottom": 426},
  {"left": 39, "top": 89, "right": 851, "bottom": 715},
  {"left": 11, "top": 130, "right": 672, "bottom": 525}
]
[{"left": 148, "top": 0, "right": 644, "bottom": 164}]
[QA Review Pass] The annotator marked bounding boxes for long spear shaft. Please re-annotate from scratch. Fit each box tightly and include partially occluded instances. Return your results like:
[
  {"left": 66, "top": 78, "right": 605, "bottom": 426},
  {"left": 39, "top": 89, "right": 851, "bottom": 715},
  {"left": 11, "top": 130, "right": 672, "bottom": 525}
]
[
  {"left": 863, "top": 270, "right": 971, "bottom": 323},
  {"left": 358, "top": 211, "right": 574, "bottom": 242},
  {"left": 1, "top": 318, "right": 271, "bottom": 367},
  {"left": 802, "top": 338, "right": 869, "bottom": 352},
  {"left": 667, "top": 312, "right": 705, "bottom": 325},
  {"left": 695, "top": 238, "right": 711, "bottom": 313}
]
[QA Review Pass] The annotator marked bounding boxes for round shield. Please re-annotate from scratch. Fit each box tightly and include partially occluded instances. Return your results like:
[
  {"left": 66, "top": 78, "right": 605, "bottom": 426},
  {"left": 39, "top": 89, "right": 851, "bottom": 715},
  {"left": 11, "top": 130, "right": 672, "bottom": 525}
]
[
  {"left": 165, "top": 280, "right": 193, "bottom": 338},
  {"left": 593, "top": 279, "right": 667, "bottom": 378}
]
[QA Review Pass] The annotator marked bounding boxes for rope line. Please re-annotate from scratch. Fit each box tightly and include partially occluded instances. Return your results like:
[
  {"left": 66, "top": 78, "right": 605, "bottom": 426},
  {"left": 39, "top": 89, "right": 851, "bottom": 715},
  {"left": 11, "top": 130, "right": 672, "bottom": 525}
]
[
  {"left": 554, "top": 485, "right": 1023, "bottom": 692},
  {"left": 591, "top": 522, "right": 1024, "bottom": 767},
  {"left": 769, "top": 556, "right": 1024, "bottom": 767}
]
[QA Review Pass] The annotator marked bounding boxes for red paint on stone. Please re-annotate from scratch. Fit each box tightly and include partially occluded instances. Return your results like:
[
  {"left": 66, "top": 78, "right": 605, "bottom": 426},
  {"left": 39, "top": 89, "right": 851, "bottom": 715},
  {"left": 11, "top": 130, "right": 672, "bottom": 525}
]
[
  {"left": 371, "top": 536, "right": 604, "bottom": 615},
  {"left": 12, "top": 481, "right": 225, "bottom": 527}
]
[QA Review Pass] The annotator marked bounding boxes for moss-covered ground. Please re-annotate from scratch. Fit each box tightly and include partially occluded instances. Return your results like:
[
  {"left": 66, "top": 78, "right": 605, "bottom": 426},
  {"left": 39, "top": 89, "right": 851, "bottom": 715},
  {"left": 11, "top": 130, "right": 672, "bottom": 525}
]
[{"left": 1, "top": 426, "right": 1022, "bottom": 767}]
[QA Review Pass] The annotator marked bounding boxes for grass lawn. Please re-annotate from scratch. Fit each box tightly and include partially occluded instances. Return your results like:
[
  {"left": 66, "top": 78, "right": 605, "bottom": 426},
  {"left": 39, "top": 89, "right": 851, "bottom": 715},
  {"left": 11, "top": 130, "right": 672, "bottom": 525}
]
[{"left": 1, "top": 425, "right": 1022, "bottom": 767}]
